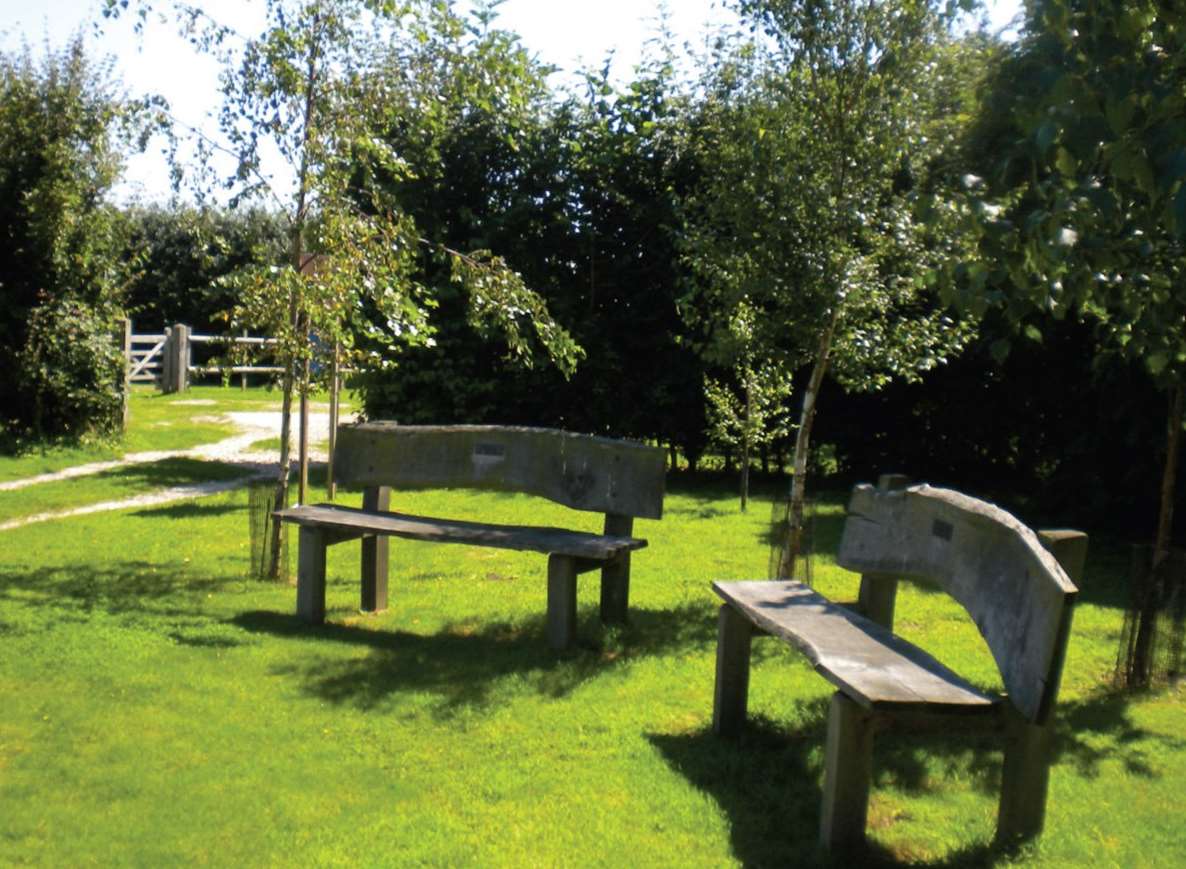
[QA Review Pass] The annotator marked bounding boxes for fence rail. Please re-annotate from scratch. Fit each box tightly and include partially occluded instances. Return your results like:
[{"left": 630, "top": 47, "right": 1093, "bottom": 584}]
[
  {"left": 124, "top": 321, "right": 283, "bottom": 393},
  {"left": 122, "top": 319, "right": 346, "bottom": 502}
]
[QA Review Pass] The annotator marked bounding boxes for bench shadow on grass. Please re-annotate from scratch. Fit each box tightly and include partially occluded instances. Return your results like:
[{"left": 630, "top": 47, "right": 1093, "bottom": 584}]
[
  {"left": 231, "top": 603, "right": 720, "bottom": 718},
  {"left": 649, "top": 687, "right": 1180, "bottom": 868}
]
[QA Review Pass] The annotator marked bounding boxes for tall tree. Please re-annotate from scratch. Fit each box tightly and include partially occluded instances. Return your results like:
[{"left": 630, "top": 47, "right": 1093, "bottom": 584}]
[
  {"left": 955, "top": 0, "right": 1186, "bottom": 685},
  {"left": 0, "top": 35, "right": 159, "bottom": 442},
  {"left": 104, "top": 0, "right": 581, "bottom": 579},
  {"left": 358, "top": 9, "right": 709, "bottom": 460},
  {"left": 123, "top": 205, "right": 287, "bottom": 331},
  {"left": 683, "top": 2, "right": 976, "bottom": 577}
]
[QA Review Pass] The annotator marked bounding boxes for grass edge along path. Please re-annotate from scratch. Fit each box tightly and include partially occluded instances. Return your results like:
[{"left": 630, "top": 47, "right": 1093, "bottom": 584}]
[{"left": 0, "top": 472, "right": 265, "bottom": 531}]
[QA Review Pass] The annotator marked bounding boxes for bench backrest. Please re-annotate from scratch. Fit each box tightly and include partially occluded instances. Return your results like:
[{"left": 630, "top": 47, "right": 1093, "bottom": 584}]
[
  {"left": 334, "top": 423, "right": 666, "bottom": 520},
  {"left": 837, "top": 483, "right": 1078, "bottom": 724}
]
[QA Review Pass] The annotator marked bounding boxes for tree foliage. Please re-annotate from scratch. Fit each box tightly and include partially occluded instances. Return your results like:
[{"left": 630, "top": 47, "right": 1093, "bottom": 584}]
[
  {"left": 123, "top": 205, "right": 287, "bottom": 331},
  {"left": 99, "top": 0, "right": 583, "bottom": 548},
  {"left": 356, "top": 10, "right": 707, "bottom": 461},
  {"left": 955, "top": 0, "right": 1186, "bottom": 686},
  {"left": 957, "top": 0, "right": 1186, "bottom": 378},
  {"left": 682, "top": 1, "right": 977, "bottom": 574},
  {"left": 0, "top": 36, "right": 159, "bottom": 443}
]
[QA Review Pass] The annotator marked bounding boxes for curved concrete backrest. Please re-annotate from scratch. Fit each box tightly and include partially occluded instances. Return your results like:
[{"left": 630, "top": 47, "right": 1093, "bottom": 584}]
[
  {"left": 837, "top": 483, "right": 1078, "bottom": 724},
  {"left": 334, "top": 423, "right": 666, "bottom": 519}
]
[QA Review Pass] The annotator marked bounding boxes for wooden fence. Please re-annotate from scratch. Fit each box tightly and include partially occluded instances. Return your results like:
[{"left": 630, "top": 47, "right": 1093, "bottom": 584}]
[{"left": 124, "top": 321, "right": 283, "bottom": 394}]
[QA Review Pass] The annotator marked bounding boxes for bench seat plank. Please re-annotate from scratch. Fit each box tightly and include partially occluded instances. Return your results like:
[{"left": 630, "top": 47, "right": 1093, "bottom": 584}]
[
  {"left": 276, "top": 504, "right": 647, "bottom": 561},
  {"left": 713, "top": 580, "right": 999, "bottom": 713}
]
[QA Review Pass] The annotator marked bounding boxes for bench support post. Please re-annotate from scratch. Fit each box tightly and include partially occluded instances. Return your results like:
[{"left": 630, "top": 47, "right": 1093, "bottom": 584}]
[
  {"left": 820, "top": 692, "right": 875, "bottom": 853},
  {"left": 993, "top": 528, "right": 1086, "bottom": 844},
  {"left": 997, "top": 708, "right": 1053, "bottom": 843},
  {"left": 600, "top": 513, "right": 633, "bottom": 624},
  {"left": 296, "top": 526, "right": 329, "bottom": 624},
  {"left": 712, "top": 604, "right": 753, "bottom": 737},
  {"left": 857, "top": 573, "right": 898, "bottom": 630},
  {"left": 360, "top": 486, "right": 391, "bottom": 613},
  {"left": 547, "top": 554, "right": 578, "bottom": 650}
]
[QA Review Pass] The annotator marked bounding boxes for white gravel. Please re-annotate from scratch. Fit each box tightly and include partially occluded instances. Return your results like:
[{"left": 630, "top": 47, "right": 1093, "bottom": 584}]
[{"left": 0, "top": 409, "right": 351, "bottom": 530}]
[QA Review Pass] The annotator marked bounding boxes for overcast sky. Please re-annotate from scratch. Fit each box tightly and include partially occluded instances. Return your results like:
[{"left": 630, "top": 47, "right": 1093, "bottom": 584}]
[{"left": 0, "top": 0, "right": 1021, "bottom": 204}]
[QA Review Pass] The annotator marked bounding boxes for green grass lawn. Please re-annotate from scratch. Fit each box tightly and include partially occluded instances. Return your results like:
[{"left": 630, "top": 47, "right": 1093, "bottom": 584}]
[
  {"left": 0, "top": 384, "right": 349, "bottom": 483},
  {"left": 1, "top": 398, "right": 1184, "bottom": 866},
  {"left": 0, "top": 387, "right": 251, "bottom": 482}
]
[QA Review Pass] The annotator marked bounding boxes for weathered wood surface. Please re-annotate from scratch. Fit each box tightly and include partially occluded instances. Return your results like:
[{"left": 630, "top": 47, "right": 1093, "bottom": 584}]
[
  {"left": 820, "top": 693, "right": 876, "bottom": 852},
  {"left": 837, "top": 484, "right": 1078, "bottom": 724},
  {"left": 713, "top": 580, "right": 998, "bottom": 711},
  {"left": 360, "top": 486, "right": 391, "bottom": 613},
  {"left": 333, "top": 423, "right": 666, "bottom": 519},
  {"left": 275, "top": 503, "right": 647, "bottom": 561},
  {"left": 712, "top": 604, "right": 754, "bottom": 738}
]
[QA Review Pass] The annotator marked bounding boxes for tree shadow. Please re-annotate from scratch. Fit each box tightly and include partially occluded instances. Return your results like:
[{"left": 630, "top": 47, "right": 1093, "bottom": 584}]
[
  {"left": 132, "top": 502, "right": 244, "bottom": 520},
  {"left": 0, "top": 559, "right": 249, "bottom": 647},
  {"left": 94, "top": 456, "right": 248, "bottom": 487},
  {"left": 832, "top": 687, "right": 1181, "bottom": 818},
  {"left": 649, "top": 685, "right": 1179, "bottom": 867},
  {"left": 231, "top": 602, "right": 719, "bottom": 718}
]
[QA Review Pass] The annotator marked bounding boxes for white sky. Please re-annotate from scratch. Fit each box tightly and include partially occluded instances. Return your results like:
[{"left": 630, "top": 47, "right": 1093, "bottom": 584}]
[{"left": 0, "top": 0, "right": 1022, "bottom": 204}]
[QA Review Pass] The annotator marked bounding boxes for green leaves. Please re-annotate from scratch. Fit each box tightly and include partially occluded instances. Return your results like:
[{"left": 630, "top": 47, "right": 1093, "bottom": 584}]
[
  {"left": 683, "top": 0, "right": 977, "bottom": 413},
  {"left": 957, "top": 0, "right": 1186, "bottom": 385},
  {"left": 0, "top": 35, "right": 157, "bottom": 439},
  {"left": 1175, "top": 183, "right": 1186, "bottom": 239}
]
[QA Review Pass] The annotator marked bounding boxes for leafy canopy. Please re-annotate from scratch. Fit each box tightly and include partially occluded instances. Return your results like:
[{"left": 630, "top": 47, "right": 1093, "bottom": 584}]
[{"left": 954, "top": 0, "right": 1186, "bottom": 384}]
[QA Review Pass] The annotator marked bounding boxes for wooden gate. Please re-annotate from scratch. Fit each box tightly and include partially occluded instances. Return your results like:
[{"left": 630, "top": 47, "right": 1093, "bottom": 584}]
[
  {"left": 125, "top": 324, "right": 168, "bottom": 385},
  {"left": 123, "top": 321, "right": 282, "bottom": 393}
]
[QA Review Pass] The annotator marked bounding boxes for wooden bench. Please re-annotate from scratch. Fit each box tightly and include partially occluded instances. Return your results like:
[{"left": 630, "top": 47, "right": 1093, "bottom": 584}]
[
  {"left": 275, "top": 423, "right": 666, "bottom": 650},
  {"left": 711, "top": 475, "right": 1088, "bottom": 853}
]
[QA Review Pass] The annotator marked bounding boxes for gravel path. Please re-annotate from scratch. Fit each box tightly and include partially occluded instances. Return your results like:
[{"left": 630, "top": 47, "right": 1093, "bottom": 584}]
[{"left": 0, "top": 410, "right": 347, "bottom": 530}]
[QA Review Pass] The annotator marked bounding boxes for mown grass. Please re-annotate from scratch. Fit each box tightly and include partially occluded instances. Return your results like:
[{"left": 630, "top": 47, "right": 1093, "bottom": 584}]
[
  {"left": 0, "top": 410, "right": 1184, "bottom": 866},
  {"left": 0, "top": 387, "right": 248, "bottom": 482},
  {"left": 0, "top": 458, "right": 249, "bottom": 525},
  {"left": 0, "top": 384, "right": 350, "bottom": 484}
]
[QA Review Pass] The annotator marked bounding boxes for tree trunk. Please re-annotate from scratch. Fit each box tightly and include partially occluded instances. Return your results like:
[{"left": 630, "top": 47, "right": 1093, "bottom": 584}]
[
  {"left": 298, "top": 349, "right": 311, "bottom": 505},
  {"left": 779, "top": 305, "right": 843, "bottom": 580},
  {"left": 327, "top": 341, "right": 340, "bottom": 501},
  {"left": 1130, "top": 383, "right": 1184, "bottom": 686},
  {"left": 269, "top": 356, "right": 295, "bottom": 581},
  {"left": 269, "top": 18, "right": 321, "bottom": 581},
  {"left": 740, "top": 376, "right": 753, "bottom": 512}
]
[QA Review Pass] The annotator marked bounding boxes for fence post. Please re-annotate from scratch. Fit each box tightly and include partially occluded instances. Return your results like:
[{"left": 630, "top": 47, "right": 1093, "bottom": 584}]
[
  {"left": 160, "top": 327, "right": 174, "bottom": 393},
  {"left": 161, "top": 324, "right": 190, "bottom": 393},
  {"left": 179, "top": 323, "right": 190, "bottom": 392},
  {"left": 122, "top": 318, "right": 132, "bottom": 430},
  {"left": 172, "top": 323, "right": 190, "bottom": 393}
]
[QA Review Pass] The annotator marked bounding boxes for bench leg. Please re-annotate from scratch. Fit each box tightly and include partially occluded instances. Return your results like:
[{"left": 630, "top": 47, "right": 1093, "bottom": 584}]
[
  {"left": 547, "top": 554, "right": 578, "bottom": 650},
  {"left": 361, "top": 535, "right": 389, "bottom": 613},
  {"left": 296, "top": 526, "right": 328, "bottom": 624},
  {"left": 997, "top": 711, "right": 1054, "bottom": 843},
  {"left": 712, "top": 604, "right": 753, "bottom": 738},
  {"left": 819, "top": 692, "right": 875, "bottom": 853},
  {"left": 360, "top": 486, "right": 390, "bottom": 613},
  {"left": 599, "top": 514, "right": 634, "bottom": 624}
]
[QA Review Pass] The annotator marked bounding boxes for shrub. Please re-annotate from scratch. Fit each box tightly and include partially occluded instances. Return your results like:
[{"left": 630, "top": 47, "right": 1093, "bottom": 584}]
[{"left": 18, "top": 295, "right": 126, "bottom": 440}]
